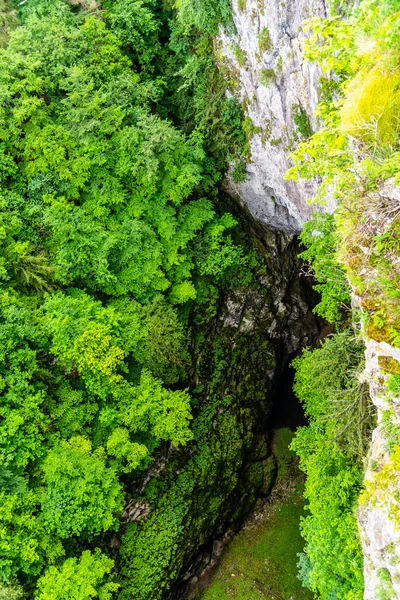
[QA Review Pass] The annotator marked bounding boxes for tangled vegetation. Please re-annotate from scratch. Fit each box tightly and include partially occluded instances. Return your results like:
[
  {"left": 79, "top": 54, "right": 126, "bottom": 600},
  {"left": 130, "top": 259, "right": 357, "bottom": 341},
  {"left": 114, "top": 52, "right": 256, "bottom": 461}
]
[
  {"left": 287, "top": 0, "right": 400, "bottom": 598},
  {"left": 0, "top": 0, "right": 254, "bottom": 597}
]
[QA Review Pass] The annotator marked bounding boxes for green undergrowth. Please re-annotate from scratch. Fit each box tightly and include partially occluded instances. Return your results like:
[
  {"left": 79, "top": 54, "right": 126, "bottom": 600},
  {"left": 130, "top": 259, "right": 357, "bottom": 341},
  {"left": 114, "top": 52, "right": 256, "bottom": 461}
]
[
  {"left": 285, "top": 0, "right": 400, "bottom": 348},
  {"left": 291, "top": 331, "right": 374, "bottom": 600},
  {"left": 285, "top": 2, "right": 400, "bottom": 597},
  {"left": 0, "top": 0, "right": 255, "bottom": 597},
  {"left": 200, "top": 429, "right": 313, "bottom": 600},
  {"left": 116, "top": 242, "right": 284, "bottom": 599}
]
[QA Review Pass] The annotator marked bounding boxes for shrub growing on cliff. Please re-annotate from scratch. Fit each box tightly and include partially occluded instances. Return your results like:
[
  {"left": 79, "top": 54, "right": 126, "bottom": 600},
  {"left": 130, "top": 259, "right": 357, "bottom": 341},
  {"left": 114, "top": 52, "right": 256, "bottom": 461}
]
[
  {"left": 299, "top": 212, "right": 351, "bottom": 324},
  {"left": 291, "top": 331, "right": 373, "bottom": 600}
]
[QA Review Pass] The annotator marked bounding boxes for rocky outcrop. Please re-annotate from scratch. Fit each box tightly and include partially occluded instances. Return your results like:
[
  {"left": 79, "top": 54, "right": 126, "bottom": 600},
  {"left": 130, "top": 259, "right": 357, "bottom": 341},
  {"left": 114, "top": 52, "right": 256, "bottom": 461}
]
[
  {"left": 118, "top": 221, "right": 321, "bottom": 600},
  {"left": 167, "top": 227, "right": 320, "bottom": 599},
  {"left": 355, "top": 180, "right": 400, "bottom": 599},
  {"left": 358, "top": 336, "right": 400, "bottom": 600},
  {"left": 219, "top": 0, "right": 335, "bottom": 233}
]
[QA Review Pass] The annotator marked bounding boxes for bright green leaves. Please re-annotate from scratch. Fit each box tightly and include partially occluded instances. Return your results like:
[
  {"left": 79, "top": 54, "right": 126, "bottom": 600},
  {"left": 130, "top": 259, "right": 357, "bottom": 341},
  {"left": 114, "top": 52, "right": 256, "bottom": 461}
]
[
  {"left": 303, "top": 17, "right": 356, "bottom": 78},
  {"left": 0, "top": 293, "right": 50, "bottom": 469},
  {"left": 0, "top": 489, "right": 43, "bottom": 581},
  {"left": 174, "top": 0, "right": 233, "bottom": 34},
  {"left": 291, "top": 332, "right": 371, "bottom": 600},
  {"left": 114, "top": 295, "right": 187, "bottom": 384},
  {"left": 195, "top": 213, "right": 245, "bottom": 280},
  {"left": 292, "top": 331, "right": 372, "bottom": 456},
  {"left": 106, "top": 428, "right": 148, "bottom": 473},
  {"left": 293, "top": 427, "right": 364, "bottom": 600},
  {"left": 299, "top": 212, "right": 351, "bottom": 324},
  {"left": 44, "top": 290, "right": 193, "bottom": 452},
  {"left": 118, "top": 369, "right": 192, "bottom": 446},
  {"left": 41, "top": 437, "right": 123, "bottom": 539},
  {"left": 106, "top": 0, "right": 161, "bottom": 71},
  {"left": 0, "top": 0, "right": 247, "bottom": 595},
  {"left": 0, "top": 1, "right": 214, "bottom": 299},
  {"left": 44, "top": 291, "right": 124, "bottom": 398},
  {"left": 36, "top": 549, "right": 119, "bottom": 600}
]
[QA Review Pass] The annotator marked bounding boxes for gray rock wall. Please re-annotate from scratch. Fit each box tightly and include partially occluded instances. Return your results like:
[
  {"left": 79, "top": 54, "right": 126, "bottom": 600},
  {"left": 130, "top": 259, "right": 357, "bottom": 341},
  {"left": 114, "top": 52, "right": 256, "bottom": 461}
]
[
  {"left": 219, "top": 0, "right": 336, "bottom": 233},
  {"left": 218, "top": 4, "right": 400, "bottom": 598},
  {"left": 354, "top": 181, "right": 400, "bottom": 600}
]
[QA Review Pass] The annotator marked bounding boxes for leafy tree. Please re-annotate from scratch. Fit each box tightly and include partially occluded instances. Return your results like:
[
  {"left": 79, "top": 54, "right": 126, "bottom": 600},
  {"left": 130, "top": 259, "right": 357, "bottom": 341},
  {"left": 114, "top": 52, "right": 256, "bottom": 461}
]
[
  {"left": 35, "top": 550, "right": 118, "bottom": 600},
  {"left": 291, "top": 332, "right": 373, "bottom": 600},
  {"left": 299, "top": 212, "right": 351, "bottom": 324},
  {"left": 0, "top": 0, "right": 248, "bottom": 595},
  {"left": 41, "top": 437, "right": 123, "bottom": 539}
]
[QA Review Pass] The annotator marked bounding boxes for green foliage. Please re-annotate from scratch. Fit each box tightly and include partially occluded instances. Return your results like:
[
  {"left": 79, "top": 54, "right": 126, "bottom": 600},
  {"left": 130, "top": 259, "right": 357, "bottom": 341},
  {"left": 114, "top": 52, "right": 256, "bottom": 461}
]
[
  {"left": 299, "top": 212, "right": 351, "bottom": 324},
  {"left": 341, "top": 66, "right": 400, "bottom": 145},
  {"left": 167, "top": 21, "right": 248, "bottom": 176},
  {"left": 118, "top": 408, "right": 247, "bottom": 600},
  {"left": 381, "top": 409, "right": 400, "bottom": 453},
  {"left": 0, "top": 0, "right": 249, "bottom": 595},
  {"left": 259, "top": 68, "right": 275, "bottom": 86},
  {"left": 361, "top": 446, "right": 400, "bottom": 529},
  {"left": 286, "top": 0, "right": 400, "bottom": 346},
  {"left": 291, "top": 331, "right": 372, "bottom": 600},
  {"left": 292, "top": 105, "right": 313, "bottom": 139},
  {"left": 36, "top": 550, "right": 119, "bottom": 600},
  {"left": 292, "top": 331, "right": 373, "bottom": 457},
  {"left": 233, "top": 43, "right": 247, "bottom": 67},
  {"left": 174, "top": 0, "right": 233, "bottom": 34},
  {"left": 117, "top": 313, "right": 277, "bottom": 600},
  {"left": 41, "top": 437, "right": 123, "bottom": 538},
  {"left": 0, "top": 582, "right": 24, "bottom": 600},
  {"left": 257, "top": 27, "right": 272, "bottom": 54},
  {"left": 202, "top": 429, "right": 313, "bottom": 600}
]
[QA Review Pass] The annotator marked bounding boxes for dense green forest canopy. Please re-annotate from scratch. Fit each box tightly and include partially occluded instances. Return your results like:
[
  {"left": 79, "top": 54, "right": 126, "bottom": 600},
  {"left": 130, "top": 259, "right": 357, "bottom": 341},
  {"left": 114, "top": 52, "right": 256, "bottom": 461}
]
[{"left": 0, "top": 0, "right": 249, "bottom": 596}]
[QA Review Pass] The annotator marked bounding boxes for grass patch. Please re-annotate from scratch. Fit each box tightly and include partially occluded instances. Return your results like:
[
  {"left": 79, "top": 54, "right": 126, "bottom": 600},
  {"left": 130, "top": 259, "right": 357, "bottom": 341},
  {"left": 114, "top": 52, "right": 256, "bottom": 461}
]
[
  {"left": 258, "top": 27, "right": 272, "bottom": 54},
  {"left": 259, "top": 68, "right": 275, "bottom": 86},
  {"left": 199, "top": 429, "right": 313, "bottom": 600}
]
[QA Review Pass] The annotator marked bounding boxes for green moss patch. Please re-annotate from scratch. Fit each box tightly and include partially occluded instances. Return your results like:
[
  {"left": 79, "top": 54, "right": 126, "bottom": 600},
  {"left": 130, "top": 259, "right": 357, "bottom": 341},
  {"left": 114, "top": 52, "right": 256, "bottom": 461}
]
[
  {"left": 199, "top": 429, "right": 313, "bottom": 600},
  {"left": 378, "top": 356, "right": 400, "bottom": 376}
]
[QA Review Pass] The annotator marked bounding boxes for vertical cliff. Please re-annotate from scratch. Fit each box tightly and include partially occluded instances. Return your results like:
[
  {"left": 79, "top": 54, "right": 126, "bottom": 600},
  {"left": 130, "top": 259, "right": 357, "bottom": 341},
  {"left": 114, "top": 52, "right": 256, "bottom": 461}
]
[
  {"left": 218, "top": 0, "right": 335, "bottom": 233},
  {"left": 354, "top": 180, "right": 400, "bottom": 600},
  {"left": 217, "top": 1, "right": 400, "bottom": 598}
]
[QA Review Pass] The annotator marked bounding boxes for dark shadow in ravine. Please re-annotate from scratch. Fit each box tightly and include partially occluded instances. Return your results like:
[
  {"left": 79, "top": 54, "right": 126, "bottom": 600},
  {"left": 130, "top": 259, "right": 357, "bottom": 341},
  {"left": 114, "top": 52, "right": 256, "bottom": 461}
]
[{"left": 268, "top": 360, "right": 308, "bottom": 431}]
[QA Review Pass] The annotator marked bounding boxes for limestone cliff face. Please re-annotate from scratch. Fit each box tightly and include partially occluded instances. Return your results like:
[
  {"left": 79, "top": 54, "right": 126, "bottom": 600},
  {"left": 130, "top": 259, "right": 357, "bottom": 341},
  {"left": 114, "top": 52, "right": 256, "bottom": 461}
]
[
  {"left": 355, "top": 182, "right": 400, "bottom": 600},
  {"left": 358, "top": 336, "right": 400, "bottom": 600},
  {"left": 219, "top": 0, "right": 335, "bottom": 233},
  {"left": 219, "top": 2, "right": 400, "bottom": 596}
]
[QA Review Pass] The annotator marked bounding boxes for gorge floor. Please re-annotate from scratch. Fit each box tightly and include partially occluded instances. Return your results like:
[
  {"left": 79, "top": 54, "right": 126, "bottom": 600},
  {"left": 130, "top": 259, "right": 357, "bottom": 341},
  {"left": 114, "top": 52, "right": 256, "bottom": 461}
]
[{"left": 188, "top": 427, "right": 313, "bottom": 600}]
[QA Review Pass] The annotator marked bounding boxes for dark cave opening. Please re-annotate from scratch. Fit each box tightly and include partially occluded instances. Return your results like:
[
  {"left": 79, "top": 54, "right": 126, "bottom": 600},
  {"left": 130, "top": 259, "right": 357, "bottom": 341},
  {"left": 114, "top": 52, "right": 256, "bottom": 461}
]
[{"left": 268, "top": 359, "right": 308, "bottom": 431}]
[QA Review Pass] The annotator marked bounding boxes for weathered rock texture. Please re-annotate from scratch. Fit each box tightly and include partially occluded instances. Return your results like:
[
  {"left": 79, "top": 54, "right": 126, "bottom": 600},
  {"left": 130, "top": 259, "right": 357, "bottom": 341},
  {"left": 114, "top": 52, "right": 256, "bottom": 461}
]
[
  {"left": 355, "top": 180, "right": 400, "bottom": 600},
  {"left": 167, "top": 228, "right": 320, "bottom": 599},
  {"left": 358, "top": 336, "right": 400, "bottom": 600},
  {"left": 118, "top": 221, "right": 321, "bottom": 600},
  {"left": 219, "top": 0, "right": 336, "bottom": 233}
]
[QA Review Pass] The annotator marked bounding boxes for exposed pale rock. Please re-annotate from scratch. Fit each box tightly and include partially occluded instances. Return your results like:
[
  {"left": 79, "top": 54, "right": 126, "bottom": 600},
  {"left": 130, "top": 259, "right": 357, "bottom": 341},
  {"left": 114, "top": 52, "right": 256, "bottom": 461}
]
[
  {"left": 219, "top": 0, "right": 335, "bottom": 232},
  {"left": 357, "top": 181, "right": 400, "bottom": 599},
  {"left": 359, "top": 336, "right": 400, "bottom": 599}
]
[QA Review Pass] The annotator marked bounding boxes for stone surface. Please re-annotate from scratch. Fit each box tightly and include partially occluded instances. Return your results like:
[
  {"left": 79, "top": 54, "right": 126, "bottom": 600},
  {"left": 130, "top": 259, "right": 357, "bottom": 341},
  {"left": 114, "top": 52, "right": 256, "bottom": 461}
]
[
  {"left": 356, "top": 182, "right": 400, "bottom": 600},
  {"left": 219, "top": 0, "right": 336, "bottom": 233},
  {"left": 118, "top": 221, "right": 321, "bottom": 600},
  {"left": 358, "top": 335, "right": 400, "bottom": 600}
]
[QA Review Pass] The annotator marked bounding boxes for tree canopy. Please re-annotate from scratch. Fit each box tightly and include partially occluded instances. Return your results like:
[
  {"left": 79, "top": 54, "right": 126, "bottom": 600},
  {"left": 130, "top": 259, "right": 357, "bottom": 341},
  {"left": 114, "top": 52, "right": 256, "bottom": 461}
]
[{"left": 0, "top": 0, "right": 248, "bottom": 596}]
